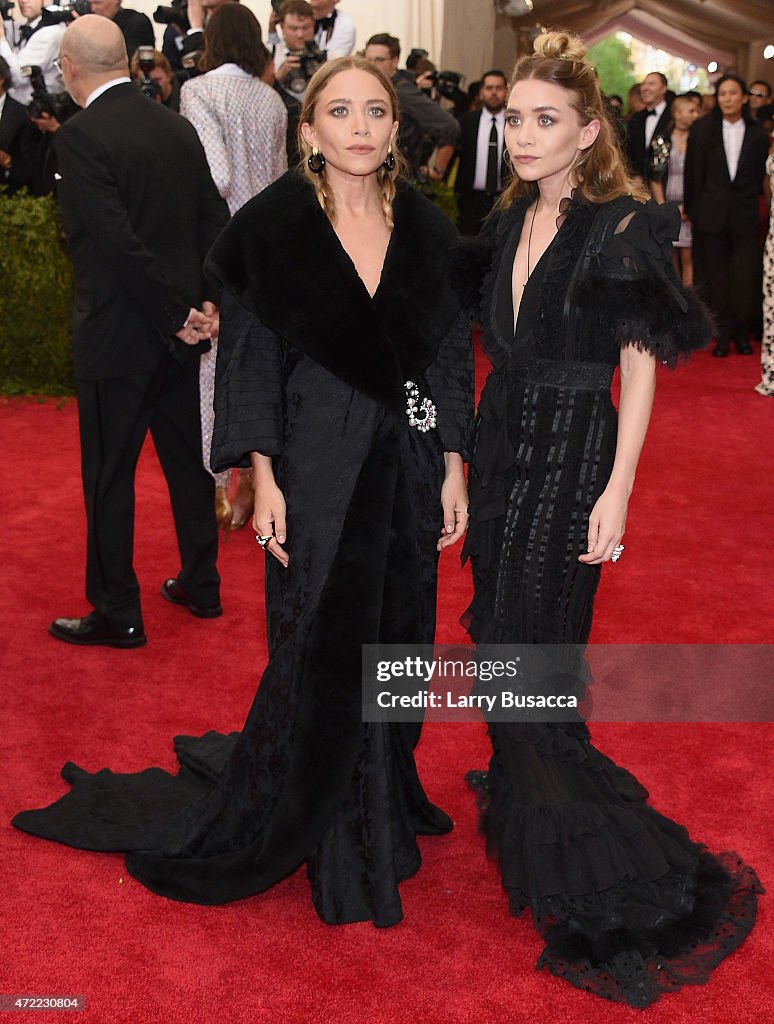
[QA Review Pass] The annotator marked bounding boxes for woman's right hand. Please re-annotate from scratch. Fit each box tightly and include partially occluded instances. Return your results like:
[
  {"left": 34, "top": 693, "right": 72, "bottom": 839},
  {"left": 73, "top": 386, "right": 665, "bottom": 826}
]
[{"left": 252, "top": 474, "right": 289, "bottom": 568}]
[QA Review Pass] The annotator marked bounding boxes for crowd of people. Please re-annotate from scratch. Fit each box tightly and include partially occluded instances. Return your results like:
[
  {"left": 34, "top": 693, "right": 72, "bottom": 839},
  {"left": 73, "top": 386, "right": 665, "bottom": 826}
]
[{"left": 2, "top": 6, "right": 767, "bottom": 1010}]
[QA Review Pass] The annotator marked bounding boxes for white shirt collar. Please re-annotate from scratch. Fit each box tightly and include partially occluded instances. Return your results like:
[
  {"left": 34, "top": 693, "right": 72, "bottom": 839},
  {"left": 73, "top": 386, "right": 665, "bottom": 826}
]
[
  {"left": 0, "top": 92, "right": 6, "bottom": 116},
  {"left": 722, "top": 117, "right": 745, "bottom": 130},
  {"left": 84, "top": 77, "right": 131, "bottom": 108},
  {"left": 207, "top": 63, "right": 253, "bottom": 79},
  {"left": 27, "top": 16, "right": 42, "bottom": 28}
]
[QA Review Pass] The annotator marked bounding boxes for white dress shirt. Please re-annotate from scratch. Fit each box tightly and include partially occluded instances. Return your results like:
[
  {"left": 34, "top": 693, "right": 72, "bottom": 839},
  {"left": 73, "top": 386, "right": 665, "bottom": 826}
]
[
  {"left": 314, "top": 8, "right": 355, "bottom": 58},
  {"left": 0, "top": 17, "right": 65, "bottom": 105},
  {"left": 722, "top": 117, "right": 746, "bottom": 181},
  {"left": 472, "top": 108, "right": 505, "bottom": 192},
  {"left": 84, "top": 77, "right": 131, "bottom": 108},
  {"left": 644, "top": 99, "right": 667, "bottom": 148}
]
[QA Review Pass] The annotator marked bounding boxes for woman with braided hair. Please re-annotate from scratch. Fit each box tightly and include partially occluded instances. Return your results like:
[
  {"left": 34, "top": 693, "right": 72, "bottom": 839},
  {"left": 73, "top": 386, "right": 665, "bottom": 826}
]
[{"left": 13, "top": 57, "right": 474, "bottom": 928}]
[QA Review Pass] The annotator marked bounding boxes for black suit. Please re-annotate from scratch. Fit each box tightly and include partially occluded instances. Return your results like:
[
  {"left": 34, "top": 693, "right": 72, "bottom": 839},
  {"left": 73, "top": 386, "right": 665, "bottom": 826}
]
[
  {"left": 626, "top": 104, "right": 671, "bottom": 180},
  {"left": 54, "top": 82, "right": 229, "bottom": 628},
  {"left": 455, "top": 108, "right": 509, "bottom": 236},
  {"left": 684, "top": 113, "right": 769, "bottom": 345},
  {"left": 0, "top": 93, "right": 37, "bottom": 192}
]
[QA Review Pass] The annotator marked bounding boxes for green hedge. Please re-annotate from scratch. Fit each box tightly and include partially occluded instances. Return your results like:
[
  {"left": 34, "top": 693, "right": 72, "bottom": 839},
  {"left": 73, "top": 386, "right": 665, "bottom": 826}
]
[{"left": 0, "top": 188, "right": 74, "bottom": 395}]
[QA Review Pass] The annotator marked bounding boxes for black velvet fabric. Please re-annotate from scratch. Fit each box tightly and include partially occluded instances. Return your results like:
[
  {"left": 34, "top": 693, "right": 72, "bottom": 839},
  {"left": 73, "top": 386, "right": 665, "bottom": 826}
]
[
  {"left": 12, "top": 173, "right": 475, "bottom": 927},
  {"left": 460, "top": 192, "right": 761, "bottom": 1006}
]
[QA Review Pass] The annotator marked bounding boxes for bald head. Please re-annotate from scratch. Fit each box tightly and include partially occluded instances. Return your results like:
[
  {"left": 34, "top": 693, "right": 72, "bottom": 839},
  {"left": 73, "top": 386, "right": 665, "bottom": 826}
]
[{"left": 61, "top": 14, "right": 128, "bottom": 76}]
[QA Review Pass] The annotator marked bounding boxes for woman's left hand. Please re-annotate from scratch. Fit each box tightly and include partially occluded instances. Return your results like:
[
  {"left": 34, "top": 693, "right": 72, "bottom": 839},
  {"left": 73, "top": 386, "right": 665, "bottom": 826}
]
[
  {"left": 437, "top": 453, "right": 468, "bottom": 551},
  {"left": 578, "top": 484, "right": 628, "bottom": 564}
]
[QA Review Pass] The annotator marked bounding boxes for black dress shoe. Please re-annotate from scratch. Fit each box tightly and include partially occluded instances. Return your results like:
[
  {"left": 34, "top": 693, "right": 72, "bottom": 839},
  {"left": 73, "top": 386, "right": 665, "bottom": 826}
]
[
  {"left": 161, "top": 578, "right": 223, "bottom": 619},
  {"left": 49, "top": 612, "right": 147, "bottom": 648},
  {"left": 735, "top": 339, "right": 753, "bottom": 355},
  {"left": 713, "top": 341, "right": 729, "bottom": 357}
]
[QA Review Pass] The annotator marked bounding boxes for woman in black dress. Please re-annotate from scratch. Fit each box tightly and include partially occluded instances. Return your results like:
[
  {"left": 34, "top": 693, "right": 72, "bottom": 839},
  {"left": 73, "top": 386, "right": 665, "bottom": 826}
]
[
  {"left": 461, "top": 32, "right": 761, "bottom": 1006},
  {"left": 13, "top": 57, "right": 474, "bottom": 928}
]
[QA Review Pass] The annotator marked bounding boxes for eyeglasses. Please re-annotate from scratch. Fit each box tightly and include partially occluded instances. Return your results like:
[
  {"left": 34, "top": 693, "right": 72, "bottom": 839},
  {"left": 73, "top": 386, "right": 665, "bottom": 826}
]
[{"left": 749, "top": 90, "right": 769, "bottom": 98}]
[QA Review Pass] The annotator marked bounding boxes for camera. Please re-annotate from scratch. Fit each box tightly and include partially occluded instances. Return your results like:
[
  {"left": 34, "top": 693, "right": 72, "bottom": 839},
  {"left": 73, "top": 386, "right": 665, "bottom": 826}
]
[
  {"left": 0, "top": 1, "right": 15, "bottom": 21},
  {"left": 44, "top": 1, "right": 92, "bottom": 25},
  {"left": 283, "top": 40, "right": 326, "bottom": 95},
  {"left": 134, "top": 45, "right": 161, "bottom": 101},
  {"left": 154, "top": 0, "right": 189, "bottom": 29},
  {"left": 21, "top": 64, "right": 71, "bottom": 120},
  {"left": 428, "top": 70, "right": 464, "bottom": 101}
]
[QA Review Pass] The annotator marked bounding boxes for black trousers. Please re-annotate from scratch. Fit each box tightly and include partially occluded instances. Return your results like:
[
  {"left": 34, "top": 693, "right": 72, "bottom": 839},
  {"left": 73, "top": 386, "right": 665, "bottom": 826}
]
[
  {"left": 76, "top": 357, "right": 219, "bottom": 627},
  {"left": 695, "top": 226, "right": 761, "bottom": 344},
  {"left": 457, "top": 189, "right": 497, "bottom": 237}
]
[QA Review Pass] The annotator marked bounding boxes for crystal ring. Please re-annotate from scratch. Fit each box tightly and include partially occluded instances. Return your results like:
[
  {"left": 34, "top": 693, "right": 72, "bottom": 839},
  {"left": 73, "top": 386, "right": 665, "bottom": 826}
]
[
  {"left": 611, "top": 544, "right": 625, "bottom": 563},
  {"left": 256, "top": 534, "right": 273, "bottom": 549}
]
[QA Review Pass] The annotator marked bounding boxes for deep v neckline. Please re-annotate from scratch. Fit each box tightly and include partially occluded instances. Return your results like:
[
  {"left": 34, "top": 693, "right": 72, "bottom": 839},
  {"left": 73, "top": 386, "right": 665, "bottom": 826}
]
[
  {"left": 323, "top": 206, "right": 400, "bottom": 302},
  {"left": 513, "top": 234, "right": 557, "bottom": 338}
]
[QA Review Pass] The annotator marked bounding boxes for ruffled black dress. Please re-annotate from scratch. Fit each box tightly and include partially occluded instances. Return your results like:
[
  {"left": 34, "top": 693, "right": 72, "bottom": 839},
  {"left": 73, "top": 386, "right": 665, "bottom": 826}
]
[{"left": 461, "top": 193, "right": 762, "bottom": 1007}]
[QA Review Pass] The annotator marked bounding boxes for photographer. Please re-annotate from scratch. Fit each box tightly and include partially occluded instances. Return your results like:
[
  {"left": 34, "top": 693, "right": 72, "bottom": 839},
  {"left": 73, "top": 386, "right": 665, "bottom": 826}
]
[
  {"left": 90, "top": 0, "right": 154, "bottom": 60},
  {"left": 271, "top": 0, "right": 321, "bottom": 101},
  {"left": 0, "top": 0, "right": 66, "bottom": 105},
  {"left": 363, "top": 33, "right": 459, "bottom": 182},
  {"left": 0, "top": 52, "right": 38, "bottom": 190},
  {"left": 129, "top": 46, "right": 181, "bottom": 109}
]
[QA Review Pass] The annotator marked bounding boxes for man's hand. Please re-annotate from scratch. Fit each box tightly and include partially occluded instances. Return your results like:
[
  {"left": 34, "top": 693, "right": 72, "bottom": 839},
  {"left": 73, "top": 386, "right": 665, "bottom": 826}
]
[
  {"left": 175, "top": 307, "right": 212, "bottom": 346},
  {"left": 0, "top": 149, "right": 11, "bottom": 172},
  {"left": 31, "top": 113, "right": 61, "bottom": 134},
  {"left": 202, "top": 300, "right": 220, "bottom": 342},
  {"left": 275, "top": 54, "right": 301, "bottom": 83}
]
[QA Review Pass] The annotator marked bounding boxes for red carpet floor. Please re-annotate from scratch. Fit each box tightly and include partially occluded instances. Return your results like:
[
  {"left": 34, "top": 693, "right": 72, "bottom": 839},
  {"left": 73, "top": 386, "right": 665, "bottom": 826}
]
[{"left": 1, "top": 346, "right": 772, "bottom": 1023}]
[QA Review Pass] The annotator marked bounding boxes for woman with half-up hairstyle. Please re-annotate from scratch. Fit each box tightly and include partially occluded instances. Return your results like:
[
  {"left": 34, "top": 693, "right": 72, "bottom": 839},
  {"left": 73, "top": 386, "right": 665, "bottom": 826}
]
[
  {"left": 13, "top": 55, "right": 473, "bottom": 929},
  {"left": 459, "top": 29, "right": 761, "bottom": 1007}
]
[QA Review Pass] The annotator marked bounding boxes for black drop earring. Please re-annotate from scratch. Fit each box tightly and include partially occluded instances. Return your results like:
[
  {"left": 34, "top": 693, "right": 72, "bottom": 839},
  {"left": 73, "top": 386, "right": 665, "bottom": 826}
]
[
  {"left": 307, "top": 147, "right": 325, "bottom": 174},
  {"left": 383, "top": 145, "right": 396, "bottom": 173}
]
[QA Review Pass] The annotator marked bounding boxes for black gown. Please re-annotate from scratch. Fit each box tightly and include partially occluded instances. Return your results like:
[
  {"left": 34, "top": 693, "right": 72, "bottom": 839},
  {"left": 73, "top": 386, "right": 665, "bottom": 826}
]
[
  {"left": 461, "top": 192, "right": 762, "bottom": 1006},
  {"left": 12, "top": 172, "right": 475, "bottom": 928}
]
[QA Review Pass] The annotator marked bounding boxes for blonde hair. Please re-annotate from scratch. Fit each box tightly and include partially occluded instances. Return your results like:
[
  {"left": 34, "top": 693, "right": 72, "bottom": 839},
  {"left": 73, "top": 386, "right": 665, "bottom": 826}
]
[
  {"left": 297, "top": 55, "right": 409, "bottom": 228},
  {"left": 500, "top": 30, "right": 647, "bottom": 208}
]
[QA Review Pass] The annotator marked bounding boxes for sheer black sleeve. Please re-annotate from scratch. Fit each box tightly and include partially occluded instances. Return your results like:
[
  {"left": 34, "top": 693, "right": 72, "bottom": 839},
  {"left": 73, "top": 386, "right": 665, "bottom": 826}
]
[
  {"left": 210, "top": 288, "right": 285, "bottom": 473},
  {"left": 425, "top": 308, "right": 475, "bottom": 460},
  {"left": 588, "top": 199, "right": 713, "bottom": 366}
]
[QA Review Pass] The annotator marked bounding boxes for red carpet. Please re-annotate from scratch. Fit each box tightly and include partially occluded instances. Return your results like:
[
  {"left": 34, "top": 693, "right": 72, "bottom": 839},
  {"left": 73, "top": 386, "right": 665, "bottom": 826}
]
[{"left": 1, "top": 346, "right": 771, "bottom": 1023}]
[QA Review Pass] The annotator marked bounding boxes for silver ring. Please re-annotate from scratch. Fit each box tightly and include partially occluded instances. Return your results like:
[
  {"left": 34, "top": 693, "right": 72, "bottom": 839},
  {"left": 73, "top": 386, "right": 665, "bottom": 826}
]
[
  {"left": 256, "top": 534, "right": 272, "bottom": 549},
  {"left": 611, "top": 544, "right": 625, "bottom": 563}
]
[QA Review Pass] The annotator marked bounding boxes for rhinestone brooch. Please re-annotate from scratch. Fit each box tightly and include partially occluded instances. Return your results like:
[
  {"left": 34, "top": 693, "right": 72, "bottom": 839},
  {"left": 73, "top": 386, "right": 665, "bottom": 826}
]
[{"left": 405, "top": 380, "right": 437, "bottom": 433}]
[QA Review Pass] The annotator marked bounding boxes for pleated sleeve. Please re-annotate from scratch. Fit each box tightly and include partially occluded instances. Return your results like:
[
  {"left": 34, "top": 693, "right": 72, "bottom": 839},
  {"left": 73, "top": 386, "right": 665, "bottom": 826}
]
[
  {"left": 210, "top": 288, "right": 285, "bottom": 472},
  {"left": 425, "top": 308, "right": 475, "bottom": 461}
]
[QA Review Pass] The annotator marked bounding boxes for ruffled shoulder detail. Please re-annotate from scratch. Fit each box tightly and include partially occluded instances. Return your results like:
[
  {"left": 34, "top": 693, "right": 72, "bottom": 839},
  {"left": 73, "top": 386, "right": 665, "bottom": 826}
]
[{"left": 576, "top": 198, "right": 714, "bottom": 367}]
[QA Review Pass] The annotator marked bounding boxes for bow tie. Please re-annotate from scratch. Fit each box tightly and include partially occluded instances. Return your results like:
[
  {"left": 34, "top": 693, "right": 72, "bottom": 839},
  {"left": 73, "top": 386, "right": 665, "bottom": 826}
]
[
  {"left": 646, "top": 108, "right": 657, "bottom": 117},
  {"left": 19, "top": 23, "right": 34, "bottom": 43},
  {"left": 316, "top": 15, "right": 335, "bottom": 32}
]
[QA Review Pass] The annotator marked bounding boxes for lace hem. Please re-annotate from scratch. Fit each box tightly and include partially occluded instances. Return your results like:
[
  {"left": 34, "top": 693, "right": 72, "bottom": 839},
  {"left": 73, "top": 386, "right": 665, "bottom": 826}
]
[{"left": 535, "top": 852, "right": 762, "bottom": 1008}]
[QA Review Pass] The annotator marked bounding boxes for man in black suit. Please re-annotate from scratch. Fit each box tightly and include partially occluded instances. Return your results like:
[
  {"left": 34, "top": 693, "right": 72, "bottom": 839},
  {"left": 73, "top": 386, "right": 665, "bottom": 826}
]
[
  {"left": 0, "top": 56, "right": 38, "bottom": 191},
  {"left": 50, "top": 14, "right": 230, "bottom": 647},
  {"left": 89, "top": 0, "right": 154, "bottom": 61},
  {"left": 454, "top": 68, "right": 509, "bottom": 236},
  {"left": 626, "top": 71, "right": 671, "bottom": 180},
  {"left": 684, "top": 73, "right": 769, "bottom": 357}
]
